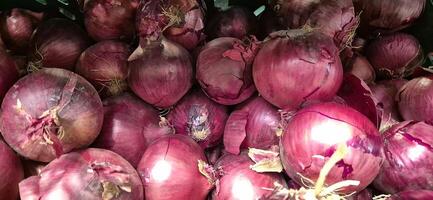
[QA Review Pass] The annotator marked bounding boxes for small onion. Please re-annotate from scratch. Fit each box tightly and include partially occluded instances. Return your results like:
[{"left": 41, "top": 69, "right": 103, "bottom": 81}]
[
  {"left": 253, "top": 29, "right": 343, "bottom": 110},
  {"left": 196, "top": 37, "right": 259, "bottom": 105},
  {"left": 0, "top": 48, "right": 19, "bottom": 100},
  {"left": 343, "top": 54, "right": 376, "bottom": 84},
  {"left": 76, "top": 40, "right": 131, "bottom": 97},
  {"left": 0, "top": 68, "right": 103, "bottom": 162},
  {"left": 388, "top": 190, "right": 433, "bottom": 200},
  {"left": 19, "top": 148, "right": 144, "bottom": 200},
  {"left": 167, "top": 90, "right": 228, "bottom": 148},
  {"left": 397, "top": 76, "right": 433, "bottom": 123},
  {"left": 0, "top": 139, "right": 24, "bottom": 200}
]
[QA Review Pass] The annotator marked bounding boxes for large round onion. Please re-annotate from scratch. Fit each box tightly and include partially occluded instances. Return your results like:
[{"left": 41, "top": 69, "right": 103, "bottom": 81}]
[
  {"left": 0, "top": 48, "right": 19, "bottom": 100},
  {"left": 19, "top": 148, "right": 144, "bottom": 200},
  {"left": 28, "top": 18, "right": 90, "bottom": 71},
  {"left": 167, "top": 90, "right": 228, "bottom": 148},
  {"left": 0, "top": 8, "right": 43, "bottom": 53},
  {"left": 253, "top": 30, "right": 343, "bottom": 110},
  {"left": 137, "top": 134, "right": 213, "bottom": 200},
  {"left": 84, "top": 0, "right": 139, "bottom": 41},
  {"left": 0, "top": 68, "right": 103, "bottom": 162},
  {"left": 280, "top": 102, "right": 383, "bottom": 194},
  {"left": 0, "top": 140, "right": 24, "bottom": 200},
  {"left": 196, "top": 37, "right": 258, "bottom": 105},
  {"left": 365, "top": 33, "right": 423, "bottom": 79},
  {"left": 388, "top": 190, "right": 433, "bottom": 200},
  {"left": 397, "top": 76, "right": 433, "bottom": 123},
  {"left": 128, "top": 38, "right": 193, "bottom": 109},
  {"left": 76, "top": 40, "right": 131, "bottom": 97},
  {"left": 92, "top": 93, "right": 173, "bottom": 167},
  {"left": 223, "top": 96, "right": 280, "bottom": 155},
  {"left": 373, "top": 121, "right": 433, "bottom": 193}
]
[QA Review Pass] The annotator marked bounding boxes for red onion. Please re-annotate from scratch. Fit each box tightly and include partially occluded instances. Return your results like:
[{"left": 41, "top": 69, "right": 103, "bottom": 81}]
[
  {"left": 137, "top": 134, "right": 213, "bottom": 200},
  {"left": 28, "top": 18, "right": 90, "bottom": 71},
  {"left": 206, "top": 7, "right": 257, "bottom": 40},
  {"left": 253, "top": 30, "right": 343, "bottom": 110},
  {"left": 0, "top": 9, "right": 43, "bottom": 53},
  {"left": 0, "top": 48, "right": 19, "bottom": 100},
  {"left": 373, "top": 121, "right": 433, "bottom": 193},
  {"left": 397, "top": 76, "right": 433, "bottom": 123},
  {"left": 84, "top": 0, "right": 139, "bottom": 41},
  {"left": 365, "top": 33, "right": 423, "bottom": 79},
  {"left": 223, "top": 96, "right": 281, "bottom": 155},
  {"left": 0, "top": 140, "right": 24, "bottom": 200},
  {"left": 167, "top": 90, "right": 228, "bottom": 148},
  {"left": 0, "top": 68, "right": 103, "bottom": 162},
  {"left": 136, "top": 0, "right": 205, "bottom": 50},
  {"left": 196, "top": 37, "right": 259, "bottom": 105},
  {"left": 269, "top": 0, "right": 357, "bottom": 49},
  {"left": 128, "top": 38, "right": 193, "bottom": 108},
  {"left": 19, "top": 148, "right": 144, "bottom": 200},
  {"left": 344, "top": 54, "right": 376, "bottom": 84},
  {"left": 388, "top": 190, "right": 433, "bottom": 200},
  {"left": 280, "top": 102, "right": 383, "bottom": 194},
  {"left": 76, "top": 40, "right": 131, "bottom": 97},
  {"left": 92, "top": 93, "right": 173, "bottom": 167}
]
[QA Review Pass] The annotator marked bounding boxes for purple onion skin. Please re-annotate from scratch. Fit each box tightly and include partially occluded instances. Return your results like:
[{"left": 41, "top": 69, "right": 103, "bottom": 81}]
[
  {"left": 19, "top": 148, "right": 144, "bottom": 200},
  {"left": 206, "top": 7, "right": 257, "bottom": 40},
  {"left": 76, "top": 40, "right": 131, "bottom": 97},
  {"left": 0, "top": 140, "right": 24, "bottom": 200},
  {"left": 84, "top": 0, "right": 139, "bottom": 42},
  {"left": 0, "top": 68, "right": 103, "bottom": 162},
  {"left": 366, "top": 33, "right": 423, "bottom": 79},
  {"left": 137, "top": 134, "right": 212, "bottom": 200},
  {"left": 212, "top": 152, "right": 287, "bottom": 200},
  {"left": 397, "top": 76, "right": 433, "bottom": 123},
  {"left": 0, "top": 9, "right": 43, "bottom": 53},
  {"left": 167, "top": 90, "right": 228, "bottom": 149},
  {"left": 389, "top": 190, "right": 433, "bottom": 200},
  {"left": 0, "top": 49, "right": 19, "bottom": 100},
  {"left": 373, "top": 121, "right": 433, "bottom": 193},
  {"left": 280, "top": 102, "right": 383, "bottom": 194},
  {"left": 128, "top": 38, "right": 193, "bottom": 109},
  {"left": 253, "top": 30, "right": 343, "bottom": 110},
  {"left": 197, "top": 37, "right": 258, "bottom": 105},
  {"left": 28, "top": 18, "right": 90, "bottom": 71},
  {"left": 223, "top": 96, "right": 280, "bottom": 155},
  {"left": 92, "top": 93, "right": 173, "bottom": 167}
]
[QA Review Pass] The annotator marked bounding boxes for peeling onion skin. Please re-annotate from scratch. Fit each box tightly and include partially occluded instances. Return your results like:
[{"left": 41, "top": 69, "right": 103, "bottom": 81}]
[
  {"left": 397, "top": 76, "right": 433, "bottom": 123},
  {"left": 19, "top": 148, "right": 144, "bottom": 200},
  {"left": 388, "top": 190, "right": 433, "bottom": 200},
  {"left": 280, "top": 102, "right": 383, "bottom": 194},
  {"left": 205, "top": 7, "right": 257, "bottom": 40},
  {"left": 373, "top": 121, "right": 433, "bottom": 193},
  {"left": 0, "top": 48, "right": 19, "bottom": 101},
  {"left": 0, "top": 139, "right": 24, "bottom": 200},
  {"left": 0, "top": 68, "right": 104, "bottom": 162},
  {"left": 253, "top": 30, "right": 343, "bottom": 110},
  {"left": 137, "top": 134, "right": 212, "bottom": 200}
]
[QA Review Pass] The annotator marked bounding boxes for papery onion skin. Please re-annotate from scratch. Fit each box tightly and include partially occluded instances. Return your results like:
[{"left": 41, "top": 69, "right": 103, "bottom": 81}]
[
  {"left": 388, "top": 190, "right": 433, "bottom": 200},
  {"left": 0, "top": 48, "right": 19, "bottom": 101},
  {"left": 206, "top": 7, "right": 257, "bottom": 40},
  {"left": 93, "top": 93, "right": 173, "bottom": 167},
  {"left": 28, "top": 18, "right": 90, "bottom": 71},
  {"left": 397, "top": 76, "right": 433, "bottom": 123},
  {"left": 167, "top": 90, "right": 228, "bottom": 148},
  {"left": 128, "top": 38, "right": 193, "bottom": 108},
  {"left": 19, "top": 148, "right": 144, "bottom": 200},
  {"left": 373, "top": 121, "right": 433, "bottom": 193},
  {"left": 0, "top": 9, "right": 43, "bottom": 53},
  {"left": 223, "top": 96, "right": 280, "bottom": 155},
  {"left": 365, "top": 33, "right": 423, "bottom": 79},
  {"left": 280, "top": 102, "right": 383, "bottom": 194},
  {"left": 0, "top": 68, "right": 103, "bottom": 162},
  {"left": 0, "top": 140, "right": 24, "bottom": 200},
  {"left": 253, "top": 30, "right": 343, "bottom": 110},
  {"left": 76, "top": 40, "right": 131, "bottom": 97},
  {"left": 137, "top": 134, "right": 213, "bottom": 200},
  {"left": 196, "top": 37, "right": 258, "bottom": 105}
]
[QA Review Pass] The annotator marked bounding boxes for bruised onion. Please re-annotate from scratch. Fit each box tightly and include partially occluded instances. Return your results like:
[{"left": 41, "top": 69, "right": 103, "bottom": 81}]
[
  {"left": 280, "top": 102, "right": 383, "bottom": 194},
  {"left": 0, "top": 48, "right": 19, "bottom": 100},
  {"left": 0, "top": 140, "right": 24, "bottom": 200},
  {"left": 205, "top": 7, "right": 257, "bottom": 40},
  {"left": 0, "top": 8, "right": 43, "bottom": 53},
  {"left": 128, "top": 38, "right": 193, "bottom": 108},
  {"left": 365, "top": 33, "right": 423, "bottom": 79},
  {"left": 253, "top": 29, "right": 343, "bottom": 110},
  {"left": 397, "top": 76, "right": 433, "bottom": 123},
  {"left": 19, "top": 148, "right": 144, "bottom": 200},
  {"left": 28, "top": 18, "right": 90, "bottom": 71},
  {"left": 0, "top": 68, "right": 103, "bottom": 162},
  {"left": 223, "top": 96, "right": 281, "bottom": 155},
  {"left": 167, "top": 90, "right": 228, "bottom": 148},
  {"left": 92, "top": 93, "right": 173, "bottom": 167},
  {"left": 76, "top": 40, "right": 131, "bottom": 97},
  {"left": 388, "top": 190, "right": 433, "bottom": 200},
  {"left": 84, "top": 0, "right": 139, "bottom": 41},
  {"left": 137, "top": 134, "right": 213, "bottom": 200},
  {"left": 196, "top": 37, "right": 258, "bottom": 105}
]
